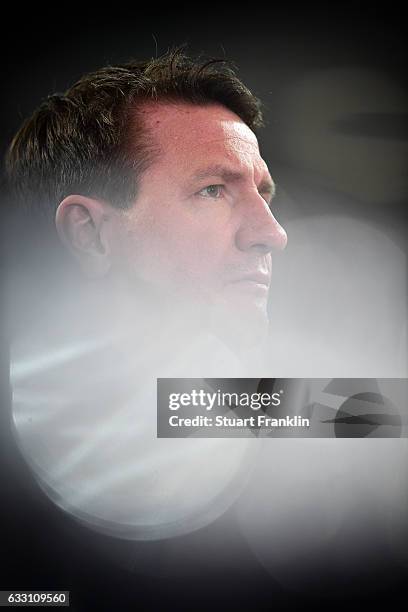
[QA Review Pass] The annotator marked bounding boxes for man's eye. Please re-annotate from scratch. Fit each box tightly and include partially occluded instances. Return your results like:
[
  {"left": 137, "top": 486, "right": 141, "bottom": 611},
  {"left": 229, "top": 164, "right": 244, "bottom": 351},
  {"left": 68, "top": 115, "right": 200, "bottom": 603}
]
[{"left": 197, "top": 185, "right": 224, "bottom": 198}]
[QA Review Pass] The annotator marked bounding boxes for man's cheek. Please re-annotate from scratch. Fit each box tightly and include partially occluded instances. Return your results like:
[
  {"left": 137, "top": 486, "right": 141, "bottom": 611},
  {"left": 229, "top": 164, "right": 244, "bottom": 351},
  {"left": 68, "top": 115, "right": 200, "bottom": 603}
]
[{"left": 122, "top": 217, "right": 225, "bottom": 290}]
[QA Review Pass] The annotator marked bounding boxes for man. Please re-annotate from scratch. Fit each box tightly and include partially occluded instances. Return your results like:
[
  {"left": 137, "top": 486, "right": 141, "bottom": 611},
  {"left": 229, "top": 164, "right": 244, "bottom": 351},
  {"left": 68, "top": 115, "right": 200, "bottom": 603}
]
[
  {"left": 3, "top": 48, "right": 407, "bottom": 612},
  {"left": 6, "top": 48, "right": 287, "bottom": 357},
  {"left": 4, "top": 49, "right": 286, "bottom": 543}
]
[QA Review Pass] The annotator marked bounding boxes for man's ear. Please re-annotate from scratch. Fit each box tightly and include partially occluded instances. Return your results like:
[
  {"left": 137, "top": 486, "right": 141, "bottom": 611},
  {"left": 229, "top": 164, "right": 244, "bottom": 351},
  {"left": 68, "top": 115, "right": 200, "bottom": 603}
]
[{"left": 55, "top": 195, "right": 113, "bottom": 278}]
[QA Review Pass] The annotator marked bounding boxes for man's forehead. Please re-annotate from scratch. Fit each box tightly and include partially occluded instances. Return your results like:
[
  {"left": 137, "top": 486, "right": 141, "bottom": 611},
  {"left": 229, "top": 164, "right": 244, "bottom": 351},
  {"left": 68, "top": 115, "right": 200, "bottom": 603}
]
[{"left": 140, "top": 101, "right": 260, "bottom": 149}]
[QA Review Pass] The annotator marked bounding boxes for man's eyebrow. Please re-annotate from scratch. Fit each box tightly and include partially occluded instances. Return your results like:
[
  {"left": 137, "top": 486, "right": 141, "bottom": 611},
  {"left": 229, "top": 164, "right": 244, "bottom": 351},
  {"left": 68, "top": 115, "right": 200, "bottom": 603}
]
[
  {"left": 258, "top": 178, "right": 276, "bottom": 199},
  {"left": 191, "top": 164, "right": 243, "bottom": 183},
  {"left": 190, "top": 164, "right": 276, "bottom": 197}
]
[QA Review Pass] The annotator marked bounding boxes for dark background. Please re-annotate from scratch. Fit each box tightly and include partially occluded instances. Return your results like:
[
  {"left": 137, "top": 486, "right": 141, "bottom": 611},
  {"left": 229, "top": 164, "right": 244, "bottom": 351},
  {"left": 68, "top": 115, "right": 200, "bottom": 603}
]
[
  {"left": 1, "top": 4, "right": 406, "bottom": 610},
  {"left": 1, "top": 3, "right": 407, "bottom": 235}
]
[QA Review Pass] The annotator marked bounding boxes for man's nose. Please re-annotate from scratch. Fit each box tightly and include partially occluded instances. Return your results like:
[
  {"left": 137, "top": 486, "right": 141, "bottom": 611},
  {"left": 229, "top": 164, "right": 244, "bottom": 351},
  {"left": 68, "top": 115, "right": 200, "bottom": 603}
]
[{"left": 235, "top": 196, "right": 288, "bottom": 254}]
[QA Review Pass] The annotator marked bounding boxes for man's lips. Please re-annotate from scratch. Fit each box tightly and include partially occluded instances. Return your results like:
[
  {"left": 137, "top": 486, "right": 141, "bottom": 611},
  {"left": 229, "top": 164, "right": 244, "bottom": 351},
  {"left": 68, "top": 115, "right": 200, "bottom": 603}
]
[{"left": 227, "top": 272, "right": 271, "bottom": 289}]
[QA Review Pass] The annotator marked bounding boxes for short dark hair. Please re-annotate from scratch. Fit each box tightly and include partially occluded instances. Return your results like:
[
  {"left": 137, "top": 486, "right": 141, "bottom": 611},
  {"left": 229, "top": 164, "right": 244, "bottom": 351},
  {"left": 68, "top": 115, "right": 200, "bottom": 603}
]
[{"left": 5, "top": 47, "right": 264, "bottom": 219}]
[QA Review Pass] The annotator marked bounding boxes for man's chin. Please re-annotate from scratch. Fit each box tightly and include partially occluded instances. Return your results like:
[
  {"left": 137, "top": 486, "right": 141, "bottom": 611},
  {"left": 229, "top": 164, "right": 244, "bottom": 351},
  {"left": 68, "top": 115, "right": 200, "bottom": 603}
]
[
  {"left": 209, "top": 293, "right": 270, "bottom": 353},
  {"left": 158, "top": 284, "right": 270, "bottom": 351},
  {"left": 114, "top": 276, "right": 270, "bottom": 352}
]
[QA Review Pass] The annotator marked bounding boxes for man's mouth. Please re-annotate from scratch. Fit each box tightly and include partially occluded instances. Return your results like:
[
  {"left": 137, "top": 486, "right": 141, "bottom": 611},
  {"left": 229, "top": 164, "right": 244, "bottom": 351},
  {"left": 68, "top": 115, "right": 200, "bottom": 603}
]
[{"left": 226, "top": 272, "right": 271, "bottom": 292}]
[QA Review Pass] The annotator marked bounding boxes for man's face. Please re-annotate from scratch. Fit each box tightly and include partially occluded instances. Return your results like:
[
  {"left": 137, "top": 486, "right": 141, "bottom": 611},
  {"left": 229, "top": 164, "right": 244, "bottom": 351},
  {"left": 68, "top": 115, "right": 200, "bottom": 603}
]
[{"left": 116, "top": 102, "right": 287, "bottom": 337}]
